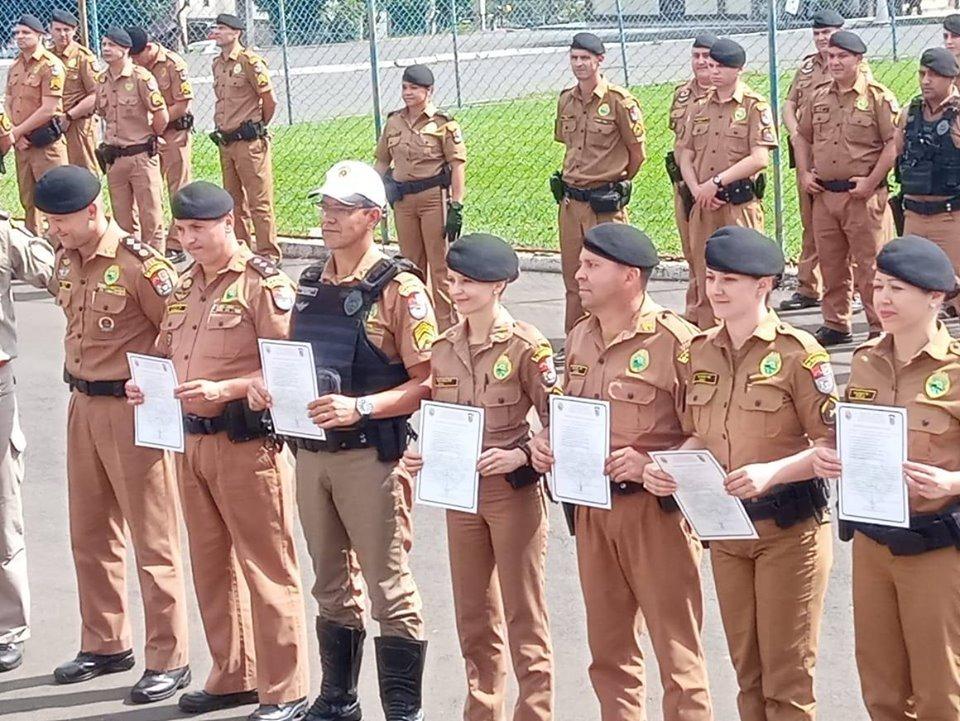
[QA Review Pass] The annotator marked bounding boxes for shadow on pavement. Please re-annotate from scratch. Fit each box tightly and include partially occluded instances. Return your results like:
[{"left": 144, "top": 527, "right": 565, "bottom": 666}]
[{"left": 0, "top": 685, "right": 128, "bottom": 716}]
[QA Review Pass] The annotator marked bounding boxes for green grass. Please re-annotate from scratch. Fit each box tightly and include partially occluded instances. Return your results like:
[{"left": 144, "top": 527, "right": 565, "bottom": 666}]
[{"left": 0, "top": 56, "right": 921, "bottom": 259}]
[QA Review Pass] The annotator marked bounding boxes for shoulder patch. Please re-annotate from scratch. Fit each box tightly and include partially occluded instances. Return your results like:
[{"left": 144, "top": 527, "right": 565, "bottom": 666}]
[{"left": 394, "top": 271, "right": 423, "bottom": 297}]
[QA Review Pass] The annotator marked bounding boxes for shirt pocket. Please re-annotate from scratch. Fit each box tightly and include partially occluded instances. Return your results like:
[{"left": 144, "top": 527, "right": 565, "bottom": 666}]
[
  {"left": 846, "top": 112, "right": 878, "bottom": 145},
  {"left": 908, "top": 402, "right": 955, "bottom": 462},
  {"left": 724, "top": 122, "right": 750, "bottom": 155},
  {"left": 204, "top": 311, "right": 245, "bottom": 358},
  {"left": 685, "top": 383, "right": 718, "bottom": 435},
  {"left": 481, "top": 383, "right": 523, "bottom": 432},
  {"left": 560, "top": 114, "right": 578, "bottom": 138},
  {"left": 607, "top": 378, "right": 657, "bottom": 435},
  {"left": 416, "top": 131, "right": 444, "bottom": 159},
  {"left": 737, "top": 383, "right": 793, "bottom": 438},
  {"left": 587, "top": 119, "right": 619, "bottom": 150},
  {"left": 691, "top": 121, "right": 710, "bottom": 150},
  {"left": 90, "top": 290, "right": 128, "bottom": 339},
  {"left": 432, "top": 384, "right": 461, "bottom": 405},
  {"left": 55, "top": 283, "right": 72, "bottom": 308},
  {"left": 118, "top": 95, "right": 140, "bottom": 117}
]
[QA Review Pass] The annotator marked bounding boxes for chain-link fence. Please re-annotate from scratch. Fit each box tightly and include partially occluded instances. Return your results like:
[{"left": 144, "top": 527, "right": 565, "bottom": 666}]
[{"left": 0, "top": 0, "right": 954, "bottom": 258}]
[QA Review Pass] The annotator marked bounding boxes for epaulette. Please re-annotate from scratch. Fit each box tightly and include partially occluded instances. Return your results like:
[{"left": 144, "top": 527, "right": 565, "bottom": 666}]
[
  {"left": 118, "top": 235, "right": 161, "bottom": 262},
  {"left": 119, "top": 237, "right": 175, "bottom": 296},
  {"left": 742, "top": 86, "right": 766, "bottom": 103},
  {"left": 656, "top": 310, "right": 698, "bottom": 344},
  {"left": 132, "top": 65, "right": 154, "bottom": 81},
  {"left": 246, "top": 254, "right": 280, "bottom": 279},
  {"left": 512, "top": 319, "right": 551, "bottom": 351},
  {"left": 852, "top": 336, "right": 884, "bottom": 358},
  {"left": 241, "top": 47, "right": 267, "bottom": 65},
  {"left": 387, "top": 108, "right": 401, "bottom": 118},
  {"left": 776, "top": 322, "right": 830, "bottom": 356},
  {"left": 77, "top": 44, "right": 96, "bottom": 59}
]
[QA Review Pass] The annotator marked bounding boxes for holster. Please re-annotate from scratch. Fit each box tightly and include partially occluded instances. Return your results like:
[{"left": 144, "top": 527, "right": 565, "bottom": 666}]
[
  {"left": 26, "top": 116, "right": 64, "bottom": 147},
  {"left": 562, "top": 502, "right": 576, "bottom": 536},
  {"left": 549, "top": 170, "right": 564, "bottom": 204},
  {"left": 665, "top": 151, "right": 683, "bottom": 184},
  {"left": 168, "top": 112, "right": 194, "bottom": 132},
  {"left": 505, "top": 464, "right": 541, "bottom": 490},
  {"left": 212, "top": 120, "right": 267, "bottom": 146},
  {"left": 588, "top": 180, "right": 631, "bottom": 213},
  {"left": 223, "top": 399, "right": 269, "bottom": 443},
  {"left": 94, "top": 144, "right": 114, "bottom": 172},
  {"left": 889, "top": 192, "right": 905, "bottom": 235},
  {"left": 787, "top": 138, "right": 796, "bottom": 169},
  {"left": 679, "top": 183, "right": 694, "bottom": 219},
  {"left": 850, "top": 504, "right": 960, "bottom": 555},
  {"left": 717, "top": 177, "right": 760, "bottom": 205},
  {"left": 0, "top": 153, "right": 6, "bottom": 175},
  {"left": 743, "top": 478, "right": 829, "bottom": 529}
]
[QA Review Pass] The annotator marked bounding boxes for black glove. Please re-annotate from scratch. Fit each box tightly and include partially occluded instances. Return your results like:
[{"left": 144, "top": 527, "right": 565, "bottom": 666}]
[{"left": 445, "top": 201, "right": 463, "bottom": 243}]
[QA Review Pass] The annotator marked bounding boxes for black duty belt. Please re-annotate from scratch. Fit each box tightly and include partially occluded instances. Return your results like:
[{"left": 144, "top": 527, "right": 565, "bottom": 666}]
[
  {"left": 563, "top": 181, "right": 617, "bottom": 202},
  {"left": 218, "top": 121, "right": 268, "bottom": 144},
  {"left": 105, "top": 142, "right": 153, "bottom": 158},
  {"left": 817, "top": 178, "right": 856, "bottom": 192},
  {"left": 290, "top": 428, "right": 373, "bottom": 453},
  {"left": 903, "top": 195, "right": 960, "bottom": 215},
  {"left": 183, "top": 413, "right": 229, "bottom": 435},
  {"left": 63, "top": 368, "right": 127, "bottom": 398},
  {"left": 844, "top": 503, "right": 960, "bottom": 556},
  {"left": 716, "top": 177, "right": 760, "bottom": 204},
  {"left": 610, "top": 480, "right": 680, "bottom": 512},
  {"left": 387, "top": 168, "right": 451, "bottom": 204},
  {"left": 742, "top": 478, "right": 829, "bottom": 528}
]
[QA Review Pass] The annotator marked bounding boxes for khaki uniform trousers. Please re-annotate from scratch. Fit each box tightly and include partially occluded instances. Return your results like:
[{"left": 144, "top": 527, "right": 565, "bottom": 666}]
[
  {"left": 576, "top": 492, "right": 712, "bottom": 721},
  {"left": 65, "top": 118, "right": 99, "bottom": 177},
  {"left": 177, "top": 434, "right": 308, "bottom": 704},
  {"left": 393, "top": 186, "right": 456, "bottom": 331},
  {"left": 812, "top": 188, "right": 891, "bottom": 334},
  {"left": 67, "top": 392, "right": 188, "bottom": 670},
  {"left": 795, "top": 182, "right": 822, "bottom": 301},
  {"left": 711, "top": 517, "right": 832, "bottom": 721},
  {"left": 296, "top": 447, "right": 423, "bottom": 639},
  {"left": 159, "top": 128, "right": 192, "bottom": 251},
  {"left": 14, "top": 140, "right": 67, "bottom": 234},
  {"left": 106, "top": 152, "right": 166, "bottom": 252},
  {"left": 687, "top": 199, "right": 764, "bottom": 330},
  {"left": 218, "top": 137, "right": 280, "bottom": 261},
  {"left": 446, "top": 477, "right": 553, "bottom": 721},
  {"left": 673, "top": 185, "right": 699, "bottom": 322},
  {"left": 0, "top": 365, "right": 28, "bottom": 645},
  {"left": 852, "top": 533, "right": 960, "bottom": 720},
  {"left": 558, "top": 197, "right": 627, "bottom": 332},
  {"left": 904, "top": 208, "right": 960, "bottom": 314}
]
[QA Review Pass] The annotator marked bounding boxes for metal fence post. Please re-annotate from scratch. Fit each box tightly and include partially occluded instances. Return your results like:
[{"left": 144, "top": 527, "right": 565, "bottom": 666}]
[
  {"left": 889, "top": 0, "right": 900, "bottom": 62},
  {"left": 367, "top": 0, "right": 390, "bottom": 244},
  {"left": 277, "top": 0, "right": 294, "bottom": 125},
  {"left": 613, "top": 0, "right": 630, "bottom": 87},
  {"left": 766, "top": 0, "right": 784, "bottom": 249},
  {"left": 450, "top": 0, "right": 464, "bottom": 108},
  {"left": 87, "top": 0, "right": 101, "bottom": 53}
]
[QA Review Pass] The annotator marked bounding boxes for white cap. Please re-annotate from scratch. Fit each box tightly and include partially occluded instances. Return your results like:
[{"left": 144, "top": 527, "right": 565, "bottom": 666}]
[{"left": 308, "top": 160, "right": 386, "bottom": 209}]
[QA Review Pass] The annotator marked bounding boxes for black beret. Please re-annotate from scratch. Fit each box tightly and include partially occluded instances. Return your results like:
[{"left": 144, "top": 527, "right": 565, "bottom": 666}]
[
  {"left": 921, "top": 47, "right": 959, "bottom": 77},
  {"left": 811, "top": 8, "right": 845, "bottom": 28},
  {"left": 35, "top": 166, "right": 101, "bottom": 215},
  {"left": 583, "top": 223, "right": 659, "bottom": 269},
  {"left": 447, "top": 233, "right": 519, "bottom": 283},
  {"left": 16, "top": 14, "right": 45, "bottom": 34},
  {"left": 126, "top": 26, "right": 148, "bottom": 54},
  {"left": 104, "top": 26, "right": 132, "bottom": 48},
  {"left": 945, "top": 14, "right": 960, "bottom": 34},
  {"left": 402, "top": 64, "right": 434, "bottom": 88},
  {"left": 877, "top": 235, "right": 958, "bottom": 293},
  {"left": 709, "top": 38, "right": 746, "bottom": 68},
  {"left": 172, "top": 181, "right": 234, "bottom": 220},
  {"left": 829, "top": 30, "right": 867, "bottom": 54},
  {"left": 693, "top": 32, "right": 718, "bottom": 49},
  {"left": 571, "top": 32, "right": 604, "bottom": 56},
  {"left": 705, "top": 226, "right": 784, "bottom": 277},
  {"left": 215, "top": 13, "right": 244, "bottom": 30},
  {"left": 50, "top": 9, "right": 80, "bottom": 27}
]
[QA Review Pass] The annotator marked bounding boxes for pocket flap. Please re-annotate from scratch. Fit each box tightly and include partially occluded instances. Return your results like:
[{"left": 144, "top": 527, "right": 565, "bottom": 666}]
[
  {"left": 738, "top": 384, "right": 787, "bottom": 412},
  {"left": 686, "top": 384, "right": 717, "bottom": 406},
  {"left": 608, "top": 379, "right": 656, "bottom": 404},
  {"left": 482, "top": 384, "right": 522, "bottom": 407},
  {"left": 92, "top": 289, "right": 128, "bottom": 314}
]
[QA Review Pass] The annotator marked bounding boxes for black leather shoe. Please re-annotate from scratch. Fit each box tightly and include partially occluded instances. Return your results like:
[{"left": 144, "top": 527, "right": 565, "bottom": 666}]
[
  {"left": 249, "top": 698, "right": 309, "bottom": 720},
  {"left": 778, "top": 292, "right": 820, "bottom": 311},
  {"left": 178, "top": 689, "right": 259, "bottom": 714},
  {"left": 814, "top": 326, "right": 854, "bottom": 347},
  {"left": 54, "top": 650, "right": 135, "bottom": 684},
  {"left": 0, "top": 642, "right": 23, "bottom": 672},
  {"left": 130, "top": 665, "right": 192, "bottom": 704}
]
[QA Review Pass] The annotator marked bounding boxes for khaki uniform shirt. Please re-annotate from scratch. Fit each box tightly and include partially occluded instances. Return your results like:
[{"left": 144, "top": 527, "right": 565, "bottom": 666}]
[
  {"left": 143, "top": 45, "right": 193, "bottom": 113},
  {"left": 95, "top": 60, "right": 166, "bottom": 146},
  {"left": 555, "top": 76, "right": 646, "bottom": 187},
  {"left": 318, "top": 245, "right": 437, "bottom": 369},
  {"left": 374, "top": 104, "right": 466, "bottom": 182},
  {"left": 897, "top": 91, "right": 960, "bottom": 200},
  {"left": 0, "top": 212, "right": 55, "bottom": 361},
  {"left": 668, "top": 78, "right": 710, "bottom": 142},
  {"left": 796, "top": 70, "right": 899, "bottom": 181},
  {"left": 157, "top": 246, "right": 295, "bottom": 418},
  {"left": 677, "top": 82, "right": 778, "bottom": 183},
  {"left": 431, "top": 306, "right": 559, "bottom": 450},
  {"left": 685, "top": 311, "right": 837, "bottom": 473},
  {"left": 54, "top": 41, "right": 97, "bottom": 116},
  {"left": 846, "top": 326, "right": 960, "bottom": 514},
  {"left": 212, "top": 45, "right": 272, "bottom": 131},
  {"left": 54, "top": 220, "right": 176, "bottom": 381},
  {"left": 4, "top": 46, "right": 65, "bottom": 125},
  {"left": 785, "top": 53, "right": 831, "bottom": 114},
  {"left": 563, "top": 295, "right": 696, "bottom": 482}
]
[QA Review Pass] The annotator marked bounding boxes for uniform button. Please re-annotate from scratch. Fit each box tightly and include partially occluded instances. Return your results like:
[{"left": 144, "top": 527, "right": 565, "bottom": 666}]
[
  {"left": 192, "top": 324, "right": 198, "bottom": 330},
  {"left": 598, "top": 358, "right": 605, "bottom": 365},
  {"left": 200, "top": 295, "right": 206, "bottom": 302},
  {"left": 78, "top": 306, "right": 84, "bottom": 312},
  {"left": 80, "top": 279, "right": 86, "bottom": 285},
  {"left": 218, "top": 321, "right": 224, "bottom": 327},
  {"left": 722, "top": 402, "right": 728, "bottom": 408},
  {"left": 498, "top": 397, "right": 504, "bottom": 403},
  {"left": 628, "top": 392, "right": 634, "bottom": 399},
  {"left": 593, "top": 393, "right": 600, "bottom": 399},
  {"left": 922, "top": 419, "right": 930, "bottom": 427},
  {"left": 102, "top": 305, "right": 108, "bottom": 310},
  {"left": 73, "top": 358, "right": 79, "bottom": 363},
  {"left": 755, "top": 400, "right": 761, "bottom": 407},
  {"left": 722, "top": 433, "right": 727, "bottom": 439},
  {"left": 183, "top": 355, "right": 189, "bottom": 360}
]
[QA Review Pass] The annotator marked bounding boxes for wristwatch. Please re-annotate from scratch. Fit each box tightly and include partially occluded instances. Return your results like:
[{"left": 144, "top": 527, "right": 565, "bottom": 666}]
[
  {"left": 712, "top": 175, "right": 724, "bottom": 188},
  {"left": 355, "top": 396, "right": 375, "bottom": 420}
]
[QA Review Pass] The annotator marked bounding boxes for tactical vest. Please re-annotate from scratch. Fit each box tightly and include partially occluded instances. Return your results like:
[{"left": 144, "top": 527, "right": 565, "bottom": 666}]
[{"left": 900, "top": 97, "right": 960, "bottom": 196}]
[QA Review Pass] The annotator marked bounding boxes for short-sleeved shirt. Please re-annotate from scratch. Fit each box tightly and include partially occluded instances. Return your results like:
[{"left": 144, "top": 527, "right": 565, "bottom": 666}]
[
  {"left": 796, "top": 71, "right": 899, "bottom": 180},
  {"left": 4, "top": 47, "right": 65, "bottom": 125},
  {"left": 555, "top": 76, "right": 646, "bottom": 187},
  {"left": 785, "top": 53, "right": 831, "bottom": 115},
  {"left": 685, "top": 310, "right": 837, "bottom": 474},
  {"left": 157, "top": 245, "right": 295, "bottom": 418},
  {"left": 53, "top": 41, "right": 97, "bottom": 116},
  {"left": 212, "top": 45, "right": 272, "bottom": 131},
  {"left": 562, "top": 295, "right": 696, "bottom": 475},
  {"left": 677, "top": 82, "right": 778, "bottom": 184},
  {"left": 668, "top": 78, "right": 710, "bottom": 142},
  {"left": 143, "top": 44, "right": 193, "bottom": 111},
  {"left": 0, "top": 211, "right": 55, "bottom": 361},
  {"left": 53, "top": 220, "right": 176, "bottom": 381},
  {"left": 318, "top": 245, "right": 437, "bottom": 370},
  {"left": 95, "top": 60, "right": 166, "bottom": 146},
  {"left": 846, "top": 325, "right": 960, "bottom": 514},
  {"left": 430, "top": 306, "right": 559, "bottom": 450},
  {"left": 374, "top": 104, "right": 466, "bottom": 182},
  {"left": 897, "top": 92, "right": 960, "bottom": 200}
]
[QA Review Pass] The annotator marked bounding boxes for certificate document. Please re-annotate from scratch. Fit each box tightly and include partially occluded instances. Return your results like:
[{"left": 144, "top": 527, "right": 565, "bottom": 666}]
[
  {"left": 127, "top": 353, "right": 184, "bottom": 453},
  {"left": 549, "top": 395, "right": 611, "bottom": 509},
  {"left": 649, "top": 450, "right": 758, "bottom": 541},
  {"left": 416, "top": 401, "right": 483, "bottom": 513},
  {"left": 837, "top": 402, "right": 909, "bottom": 528},
  {"left": 258, "top": 339, "right": 326, "bottom": 441}
]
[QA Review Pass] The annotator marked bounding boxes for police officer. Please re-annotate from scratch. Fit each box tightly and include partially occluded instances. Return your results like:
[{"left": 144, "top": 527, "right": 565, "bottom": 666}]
[
  {"left": 0, "top": 203, "right": 56, "bottom": 673},
  {"left": 554, "top": 32, "right": 646, "bottom": 333},
  {"left": 676, "top": 38, "right": 777, "bottom": 330},
  {"left": 668, "top": 32, "right": 716, "bottom": 323},
  {"left": 645, "top": 226, "right": 836, "bottom": 721},
  {"left": 944, "top": 14, "right": 960, "bottom": 76},
  {"left": 373, "top": 63, "right": 466, "bottom": 331},
  {"left": 794, "top": 30, "right": 899, "bottom": 347},
  {"left": 401, "top": 233, "right": 556, "bottom": 721},
  {"left": 530, "top": 223, "right": 713, "bottom": 721},
  {"left": 814, "top": 236, "right": 960, "bottom": 721},
  {"left": 49, "top": 9, "right": 100, "bottom": 177},
  {"left": 128, "top": 180, "right": 308, "bottom": 719},
  {"left": 247, "top": 161, "right": 432, "bottom": 721},
  {"left": 210, "top": 13, "right": 281, "bottom": 262},
  {"left": 4, "top": 13, "right": 67, "bottom": 235},
  {"left": 779, "top": 9, "right": 845, "bottom": 313},
  {"left": 95, "top": 27, "right": 169, "bottom": 252},
  {"left": 34, "top": 166, "right": 191, "bottom": 703},
  {"left": 128, "top": 26, "right": 194, "bottom": 262}
]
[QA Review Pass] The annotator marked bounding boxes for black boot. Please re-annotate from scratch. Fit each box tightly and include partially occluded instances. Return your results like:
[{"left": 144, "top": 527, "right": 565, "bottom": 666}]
[
  {"left": 374, "top": 636, "right": 426, "bottom": 721},
  {"left": 305, "top": 621, "right": 364, "bottom": 721}
]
